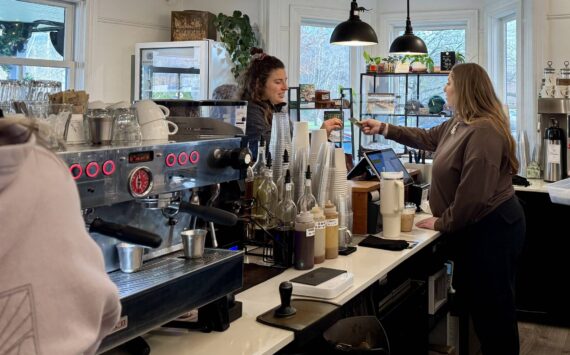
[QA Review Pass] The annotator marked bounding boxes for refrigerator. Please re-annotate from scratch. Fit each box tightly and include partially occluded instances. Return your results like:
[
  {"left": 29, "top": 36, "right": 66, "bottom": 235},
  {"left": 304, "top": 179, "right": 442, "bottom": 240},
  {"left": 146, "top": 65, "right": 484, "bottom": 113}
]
[{"left": 134, "top": 40, "right": 235, "bottom": 101}]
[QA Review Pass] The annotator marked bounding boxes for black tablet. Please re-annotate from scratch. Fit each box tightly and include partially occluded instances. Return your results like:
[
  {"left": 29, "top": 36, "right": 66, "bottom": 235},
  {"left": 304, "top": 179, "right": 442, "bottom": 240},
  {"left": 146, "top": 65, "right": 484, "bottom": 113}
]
[{"left": 364, "top": 148, "right": 414, "bottom": 185}]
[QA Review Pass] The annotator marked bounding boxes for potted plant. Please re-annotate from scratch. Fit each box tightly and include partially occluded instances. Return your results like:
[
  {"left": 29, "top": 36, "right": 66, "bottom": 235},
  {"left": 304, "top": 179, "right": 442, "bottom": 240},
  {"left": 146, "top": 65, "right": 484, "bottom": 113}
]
[
  {"left": 214, "top": 11, "right": 258, "bottom": 79},
  {"left": 456, "top": 52, "right": 466, "bottom": 64},
  {"left": 363, "top": 51, "right": 382, "bottom": 73},
  {"left": 402, "top": 55, "right": 435, "bottom": 73},
  {"left": 382, "top": 56, "right": 398, "bottom": 73}
]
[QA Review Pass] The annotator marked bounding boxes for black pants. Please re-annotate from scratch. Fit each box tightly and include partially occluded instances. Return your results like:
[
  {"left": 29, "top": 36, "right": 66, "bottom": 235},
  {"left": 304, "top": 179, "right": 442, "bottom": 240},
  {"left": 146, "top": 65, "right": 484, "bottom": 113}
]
[{"left": 449, "top": 196, "right": 526, "bottom": 355}]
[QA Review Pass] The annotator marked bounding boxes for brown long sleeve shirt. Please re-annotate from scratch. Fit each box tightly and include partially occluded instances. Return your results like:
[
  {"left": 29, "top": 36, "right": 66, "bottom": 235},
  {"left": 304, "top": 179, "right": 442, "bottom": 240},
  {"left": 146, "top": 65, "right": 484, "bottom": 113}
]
[{"left": 385, "top": 118, "right": 514, "bottom": 233}]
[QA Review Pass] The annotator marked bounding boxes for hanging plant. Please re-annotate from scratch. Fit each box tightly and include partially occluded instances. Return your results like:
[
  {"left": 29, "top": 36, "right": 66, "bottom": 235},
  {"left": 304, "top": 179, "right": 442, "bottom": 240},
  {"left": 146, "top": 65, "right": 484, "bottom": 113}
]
[{"left": 214, "top": 11, "right": 258, "bottom": 79}]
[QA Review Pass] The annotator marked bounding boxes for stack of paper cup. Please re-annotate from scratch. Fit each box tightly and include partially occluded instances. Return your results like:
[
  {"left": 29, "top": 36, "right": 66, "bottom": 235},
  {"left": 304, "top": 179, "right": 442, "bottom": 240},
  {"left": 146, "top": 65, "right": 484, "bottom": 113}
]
[
  {"left": 328, "top": 148, "right": 349, "bottom": 204},
  {"left": 309, "top": 129, "right": 327, "bottom": 171},
  {"left": 314, "top": 143, "right": 333, "bottom": 207},
  {"left": 269, "top": 112, "right": 293, "bottom": 182}
]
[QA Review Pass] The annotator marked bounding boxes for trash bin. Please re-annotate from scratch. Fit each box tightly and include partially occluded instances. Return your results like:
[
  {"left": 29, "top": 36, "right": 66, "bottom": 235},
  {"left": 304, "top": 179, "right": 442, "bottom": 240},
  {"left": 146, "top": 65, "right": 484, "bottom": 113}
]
[{"left": 323, "top": 316, "right": 390, "bottom": 354}]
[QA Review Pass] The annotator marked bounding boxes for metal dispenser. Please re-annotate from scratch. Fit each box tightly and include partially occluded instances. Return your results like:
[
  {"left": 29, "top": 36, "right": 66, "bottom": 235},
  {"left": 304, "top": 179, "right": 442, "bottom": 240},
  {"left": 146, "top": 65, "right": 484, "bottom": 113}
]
[{"left": 537, "top": 98, "right": 569, "bottom": 181}]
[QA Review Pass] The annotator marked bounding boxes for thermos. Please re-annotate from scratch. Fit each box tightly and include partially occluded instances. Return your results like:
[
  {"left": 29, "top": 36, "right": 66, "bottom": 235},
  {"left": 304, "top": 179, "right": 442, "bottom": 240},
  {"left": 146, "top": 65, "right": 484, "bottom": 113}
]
[{"left": 544, "top": 119, "right": 566, "bottom": 182}]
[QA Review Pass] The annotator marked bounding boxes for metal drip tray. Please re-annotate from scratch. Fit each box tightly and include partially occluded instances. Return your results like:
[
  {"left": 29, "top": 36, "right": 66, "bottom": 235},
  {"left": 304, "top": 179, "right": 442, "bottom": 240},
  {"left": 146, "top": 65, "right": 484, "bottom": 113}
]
[
  {"left": 110, "top": 249, "right": 241, "bottom": 299},
  {"left": 99, "top": 248, "right": 244, "bottom": 353}
]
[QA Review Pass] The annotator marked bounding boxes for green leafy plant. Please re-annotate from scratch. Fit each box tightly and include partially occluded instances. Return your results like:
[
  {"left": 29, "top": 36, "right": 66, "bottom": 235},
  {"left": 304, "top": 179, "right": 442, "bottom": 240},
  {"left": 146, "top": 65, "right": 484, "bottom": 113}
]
[
  {"left": 363, "top": 51, "right": 382, "bottom": 65},
  {"left": 402, "top": 55, "right": 435, "bottom": 73},
  {"left": 214, "top": 11, "right": 258, "bottom": 79},
  {"left": 456, "top": 52, "right": 465, "bottom": 64}
]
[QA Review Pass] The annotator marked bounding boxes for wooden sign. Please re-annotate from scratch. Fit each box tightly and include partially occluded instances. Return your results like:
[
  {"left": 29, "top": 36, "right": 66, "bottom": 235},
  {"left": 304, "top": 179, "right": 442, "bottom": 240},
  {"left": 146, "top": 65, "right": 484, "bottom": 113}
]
[{"left": 440, "top": 51, "right": 456, "bottom": 71}]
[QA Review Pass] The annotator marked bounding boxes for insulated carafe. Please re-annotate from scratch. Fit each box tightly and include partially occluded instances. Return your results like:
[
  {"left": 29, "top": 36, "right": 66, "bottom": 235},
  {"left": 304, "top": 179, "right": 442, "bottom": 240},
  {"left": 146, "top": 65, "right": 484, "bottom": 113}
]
[{"left": 544, "top": 119, "right": 565, "bottom": 182}]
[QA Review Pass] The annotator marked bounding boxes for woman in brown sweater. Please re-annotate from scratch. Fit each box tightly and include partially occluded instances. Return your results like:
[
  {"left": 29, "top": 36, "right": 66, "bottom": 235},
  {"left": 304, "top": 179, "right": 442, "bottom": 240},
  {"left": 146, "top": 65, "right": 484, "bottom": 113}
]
[{"left": 362, "top": 63, "right": 525, "bottom": 355}]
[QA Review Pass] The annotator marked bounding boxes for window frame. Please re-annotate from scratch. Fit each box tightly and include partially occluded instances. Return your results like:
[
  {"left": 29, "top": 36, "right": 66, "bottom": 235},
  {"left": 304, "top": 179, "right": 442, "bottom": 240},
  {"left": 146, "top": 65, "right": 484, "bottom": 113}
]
[
  {"left": 486, "top": 1, "right": 522, "bottom": 135},
  {"left": 0, "top": 0, "right": 79, "bottom": 88}
]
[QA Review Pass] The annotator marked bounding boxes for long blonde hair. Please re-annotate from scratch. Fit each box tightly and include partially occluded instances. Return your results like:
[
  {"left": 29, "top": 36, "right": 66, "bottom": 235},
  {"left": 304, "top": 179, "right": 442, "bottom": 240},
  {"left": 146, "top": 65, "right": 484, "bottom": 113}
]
[{"left": 450, "top": 63, "right": 519, "bottom": 174}]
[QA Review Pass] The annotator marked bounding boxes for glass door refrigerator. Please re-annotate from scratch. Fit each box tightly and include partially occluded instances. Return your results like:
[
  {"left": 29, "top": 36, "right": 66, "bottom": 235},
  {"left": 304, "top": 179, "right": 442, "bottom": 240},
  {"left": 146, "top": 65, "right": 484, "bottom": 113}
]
[{"left": 134, "top": 40, "right": 235, "bottom": 101}]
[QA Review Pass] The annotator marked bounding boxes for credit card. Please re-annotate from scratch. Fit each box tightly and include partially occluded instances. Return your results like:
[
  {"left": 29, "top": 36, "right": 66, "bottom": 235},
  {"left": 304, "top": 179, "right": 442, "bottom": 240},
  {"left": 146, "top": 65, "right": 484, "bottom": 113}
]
[{"left": 349, "top": 117, "right": 363, "bottom": 128}]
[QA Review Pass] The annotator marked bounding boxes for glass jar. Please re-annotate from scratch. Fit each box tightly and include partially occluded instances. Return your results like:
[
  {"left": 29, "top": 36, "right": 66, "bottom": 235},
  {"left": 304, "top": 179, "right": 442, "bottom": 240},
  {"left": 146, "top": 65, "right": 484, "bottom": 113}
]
[
  {"left": 111, "top": 108, "right": 142, "bottom": 146},
  {"left": 557, "top": 61, "right": 570, "bottom": 86},
  {"left": 543, "top": 61, "right": 556, "bottom": 86}
]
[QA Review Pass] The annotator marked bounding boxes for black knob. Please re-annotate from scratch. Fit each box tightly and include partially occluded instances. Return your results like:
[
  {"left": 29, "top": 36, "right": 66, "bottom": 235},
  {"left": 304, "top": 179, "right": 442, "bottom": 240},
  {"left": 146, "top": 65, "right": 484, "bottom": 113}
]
[
  {"left": 211, "top": 148, "right": 252, "bottom": 169},
  {"left": 274, "top": 281, "right": 296, "bottom": 318}
]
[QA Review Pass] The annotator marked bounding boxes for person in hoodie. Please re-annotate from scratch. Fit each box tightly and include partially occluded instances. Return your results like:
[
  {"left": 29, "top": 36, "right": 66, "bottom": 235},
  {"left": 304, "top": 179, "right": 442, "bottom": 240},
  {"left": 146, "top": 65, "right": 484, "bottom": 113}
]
[
  {"left": 239, "top": 48, "right": 343, "bottom": 158},
  {"left": 0, "top": 118, "right": 121, "bottom": 355}
]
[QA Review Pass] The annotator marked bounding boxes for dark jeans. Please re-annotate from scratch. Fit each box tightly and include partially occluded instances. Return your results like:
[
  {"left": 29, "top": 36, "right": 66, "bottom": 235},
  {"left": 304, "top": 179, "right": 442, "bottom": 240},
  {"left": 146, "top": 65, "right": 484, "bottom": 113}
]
[{"left": 449, "top": 196, "right": 526, "bottom": 355}]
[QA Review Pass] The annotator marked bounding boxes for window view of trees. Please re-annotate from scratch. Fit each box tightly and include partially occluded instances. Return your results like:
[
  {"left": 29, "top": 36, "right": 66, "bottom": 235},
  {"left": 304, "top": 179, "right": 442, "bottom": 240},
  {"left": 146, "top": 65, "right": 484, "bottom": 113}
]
[
  {"left": 505, "top": 19, "right": 517, "bottom": 135},
  {"left": 0, "top": 0, "right": 69, "bottom": 88},
  {"left": 299, "top": 23, "right": 351, "bottom": 151}
]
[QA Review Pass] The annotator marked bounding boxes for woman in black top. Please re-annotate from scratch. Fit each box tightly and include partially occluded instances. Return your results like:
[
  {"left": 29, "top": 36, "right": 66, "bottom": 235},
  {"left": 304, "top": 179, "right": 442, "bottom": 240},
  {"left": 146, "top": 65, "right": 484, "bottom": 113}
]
[{"left": 238, "top": 48, "right": 341, "bottom": 157}]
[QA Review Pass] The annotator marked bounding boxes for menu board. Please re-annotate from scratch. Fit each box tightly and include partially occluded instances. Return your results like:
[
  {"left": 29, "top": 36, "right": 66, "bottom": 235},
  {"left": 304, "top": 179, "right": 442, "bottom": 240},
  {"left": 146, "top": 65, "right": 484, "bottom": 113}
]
[{"left": 441, "top": 51, "right": 456, "bottom": 71}]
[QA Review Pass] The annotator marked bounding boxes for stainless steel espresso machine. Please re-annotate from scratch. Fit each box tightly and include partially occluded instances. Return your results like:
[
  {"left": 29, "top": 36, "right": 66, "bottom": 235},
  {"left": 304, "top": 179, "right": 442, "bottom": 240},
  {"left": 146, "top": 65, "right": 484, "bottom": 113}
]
[{"left": 56, "top": 125, "right": 251, "bottom": 352}]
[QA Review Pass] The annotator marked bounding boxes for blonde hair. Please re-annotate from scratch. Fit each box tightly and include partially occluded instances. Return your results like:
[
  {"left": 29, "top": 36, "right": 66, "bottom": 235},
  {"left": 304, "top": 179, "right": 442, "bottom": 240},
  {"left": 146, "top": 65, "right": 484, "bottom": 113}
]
[
  {"left": 450, "top": 63, "right": 519, "bottom": 174},
  {"left": 0, "top": 117, "right": 53, "bottom": 148}
]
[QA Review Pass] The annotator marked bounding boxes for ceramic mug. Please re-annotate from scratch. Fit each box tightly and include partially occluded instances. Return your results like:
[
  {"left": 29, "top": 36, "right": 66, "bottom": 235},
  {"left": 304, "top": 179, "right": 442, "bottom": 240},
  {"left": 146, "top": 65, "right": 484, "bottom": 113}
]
[
  {"left": 141, "top": 120, "right": 178, "bottom": 141},
  {"left": 540, "top": 85, "right": 556, "bottom": 98},
  {"left": 556, "top": 85, "right": 570, "bottom": 98},
  {"left": 133, "top": 100, "right": 170, "bottom": 125}
]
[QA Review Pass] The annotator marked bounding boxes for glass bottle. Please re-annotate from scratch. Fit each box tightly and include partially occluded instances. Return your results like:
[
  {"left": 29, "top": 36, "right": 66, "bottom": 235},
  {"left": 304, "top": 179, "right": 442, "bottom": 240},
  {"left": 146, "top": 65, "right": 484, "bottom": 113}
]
[
  {"left": 296, "top": 165, "right": 317, "bottom": 212},
  {"left": 251, "top": 136, "right": 267, "bottom": 216},
  {"left": 271, "top": 169, "right": 297, "bottom": 267},
  {"left": 276, "top": 149, "right": 293, "bottom": 202},
  {"left": 254, "top": 152, "right": 278, "bottom": 229},
  {"left": 245, "top": 164, "right": 254, "bottom": 200}
]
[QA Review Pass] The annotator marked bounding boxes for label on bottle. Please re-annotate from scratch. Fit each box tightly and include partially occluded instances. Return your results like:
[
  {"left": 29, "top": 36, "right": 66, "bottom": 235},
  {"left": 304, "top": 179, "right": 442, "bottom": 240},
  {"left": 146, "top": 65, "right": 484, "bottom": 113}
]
[
  {"left": 306, "top": 228, "right": 315, "bottom": 237},
  {"left": 326, "top": 219, "right": 338, "bottom": 227},
  {"left": 547, "top": 142, "right": 561, "bottom": 164},
  {"left": 305, "top": 180, "right": 311, "bottom": 187},
  {"left": 286, "top": 183, "right": 292, "bottom": 191},
  {"left": 315, "top": 221, "right": 326, "bottom": 230}
]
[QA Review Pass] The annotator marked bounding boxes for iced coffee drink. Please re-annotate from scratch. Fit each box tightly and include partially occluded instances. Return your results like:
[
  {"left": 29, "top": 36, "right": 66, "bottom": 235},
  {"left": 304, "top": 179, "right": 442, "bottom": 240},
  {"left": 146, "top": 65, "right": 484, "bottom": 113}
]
[{"left": 400, "top": 203, "right": 416, "bottom": 232}]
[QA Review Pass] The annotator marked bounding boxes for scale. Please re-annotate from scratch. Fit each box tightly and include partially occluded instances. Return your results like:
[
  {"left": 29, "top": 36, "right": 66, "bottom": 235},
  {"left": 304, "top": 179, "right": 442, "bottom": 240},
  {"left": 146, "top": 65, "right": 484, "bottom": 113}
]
[{"left": 290, "top": 267, "right": 354, "bottom": 299}]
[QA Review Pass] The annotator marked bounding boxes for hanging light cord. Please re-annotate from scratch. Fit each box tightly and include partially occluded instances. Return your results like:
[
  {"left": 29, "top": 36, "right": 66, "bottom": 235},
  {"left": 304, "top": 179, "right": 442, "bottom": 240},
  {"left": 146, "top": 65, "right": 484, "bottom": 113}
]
[{"left": 405, "top": 0, "right": 413, "bottom": 34}]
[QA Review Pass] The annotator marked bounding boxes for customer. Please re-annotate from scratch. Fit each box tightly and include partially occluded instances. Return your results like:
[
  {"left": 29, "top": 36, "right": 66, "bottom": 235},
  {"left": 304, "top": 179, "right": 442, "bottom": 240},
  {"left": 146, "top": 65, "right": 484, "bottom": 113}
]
[
  {"left": 361, "top": 63, "right": 525, "bottom": 355},
  {"left": 0, "top": 119, "right": 121, "bottom": 355},
  {"left": 239, "top": 48, "right": 342, "bottom": 157}
]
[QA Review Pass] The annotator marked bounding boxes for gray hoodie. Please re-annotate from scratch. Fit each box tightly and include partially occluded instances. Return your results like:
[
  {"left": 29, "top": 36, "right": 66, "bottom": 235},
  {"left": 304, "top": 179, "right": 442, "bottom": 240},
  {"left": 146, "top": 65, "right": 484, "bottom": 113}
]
[{"left": 0, "top": 132, "right": 121, "bottom": 355}]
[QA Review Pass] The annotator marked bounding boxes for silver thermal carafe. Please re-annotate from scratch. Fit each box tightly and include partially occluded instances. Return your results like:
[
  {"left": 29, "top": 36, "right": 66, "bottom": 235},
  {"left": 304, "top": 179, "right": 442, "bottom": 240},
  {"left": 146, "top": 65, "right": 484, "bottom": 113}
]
[{"left": 544, "top": 118, "right": 565, "bottom": 182}]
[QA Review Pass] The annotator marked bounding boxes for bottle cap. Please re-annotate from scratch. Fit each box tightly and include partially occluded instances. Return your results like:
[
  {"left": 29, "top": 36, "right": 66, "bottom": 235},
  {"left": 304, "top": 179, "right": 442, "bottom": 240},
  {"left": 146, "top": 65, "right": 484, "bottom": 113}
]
[{"left": 296, "top": 210, "right": 314, "bottom": 224}]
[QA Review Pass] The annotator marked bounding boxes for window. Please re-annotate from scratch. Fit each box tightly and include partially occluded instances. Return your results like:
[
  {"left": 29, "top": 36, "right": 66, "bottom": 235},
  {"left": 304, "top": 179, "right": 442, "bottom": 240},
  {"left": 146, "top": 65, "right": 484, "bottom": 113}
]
[
  {"left": 0, "top": 0, "right": 76, "bottom": 90},
  {"left": 504, "top": 17, "right": 517, "bottom": 135},
  {"left": 486, "top": 2, "right": 521, "bottom": 137},
  {"left": 299, "top": 21, "right": 351, "bottom": 150}
]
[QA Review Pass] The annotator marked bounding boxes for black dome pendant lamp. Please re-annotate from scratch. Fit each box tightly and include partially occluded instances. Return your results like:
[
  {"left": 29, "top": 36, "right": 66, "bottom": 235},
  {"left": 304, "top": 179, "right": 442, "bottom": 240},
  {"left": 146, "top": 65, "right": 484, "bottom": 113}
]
[
  {"left": 389, "top": 0, "right": 427, "bottom": 55},
  {"left": 330, "top": 0, "right": 378, "bottom": 46}
]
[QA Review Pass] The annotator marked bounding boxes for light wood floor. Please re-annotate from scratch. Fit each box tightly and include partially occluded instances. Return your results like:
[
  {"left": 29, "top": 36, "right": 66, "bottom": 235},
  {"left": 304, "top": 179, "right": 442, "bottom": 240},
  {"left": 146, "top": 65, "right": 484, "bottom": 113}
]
[{"left": 519, "top": 321, "right": 570, "bottom": 355}]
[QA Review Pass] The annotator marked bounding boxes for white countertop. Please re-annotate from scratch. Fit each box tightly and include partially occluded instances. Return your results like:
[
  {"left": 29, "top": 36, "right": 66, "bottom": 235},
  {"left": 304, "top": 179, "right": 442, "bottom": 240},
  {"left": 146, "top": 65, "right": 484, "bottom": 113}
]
[
  {"left": 141, "top": 214, "right": 441, "bottom": 355},
  {"left": 513, "top": 178, "right": 551, "bottom": 193}
]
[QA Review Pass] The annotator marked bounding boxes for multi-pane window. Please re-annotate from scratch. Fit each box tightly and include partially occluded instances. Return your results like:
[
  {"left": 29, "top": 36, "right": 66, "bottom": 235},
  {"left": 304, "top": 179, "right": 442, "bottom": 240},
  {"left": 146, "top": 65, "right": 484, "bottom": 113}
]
[
  {"left": 299, "top": 22, "right": 351, "bottom": 150},
  {"left": 0, "top": 0, "right": 75, "bottom": 89}
]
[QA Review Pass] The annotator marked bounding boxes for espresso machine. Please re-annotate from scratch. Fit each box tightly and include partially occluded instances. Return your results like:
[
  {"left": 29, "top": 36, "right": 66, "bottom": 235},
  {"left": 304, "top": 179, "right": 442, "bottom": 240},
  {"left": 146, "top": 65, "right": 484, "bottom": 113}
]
[
  {"left": 55, "top": 121, "right": 251, "bottom": 352},
  {"left": 537, "top": 98, "right": 569, "bottom": 180}
]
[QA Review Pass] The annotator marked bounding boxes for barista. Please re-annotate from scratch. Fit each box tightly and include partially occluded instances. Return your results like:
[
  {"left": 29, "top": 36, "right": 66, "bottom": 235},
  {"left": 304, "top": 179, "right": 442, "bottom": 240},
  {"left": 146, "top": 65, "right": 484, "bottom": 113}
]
[
  {"left": 239, "top": 48, "right": 342, "bottom": 157},
  {"left": 0, "top": 118, "right": 121, "bottom": 354}
]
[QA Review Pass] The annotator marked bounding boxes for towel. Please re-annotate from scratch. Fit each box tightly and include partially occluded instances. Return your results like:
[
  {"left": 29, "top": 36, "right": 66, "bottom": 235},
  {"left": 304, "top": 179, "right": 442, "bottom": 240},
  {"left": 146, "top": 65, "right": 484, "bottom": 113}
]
[{"left": 358, "top": 235, "right": 409, "bottom": 251}]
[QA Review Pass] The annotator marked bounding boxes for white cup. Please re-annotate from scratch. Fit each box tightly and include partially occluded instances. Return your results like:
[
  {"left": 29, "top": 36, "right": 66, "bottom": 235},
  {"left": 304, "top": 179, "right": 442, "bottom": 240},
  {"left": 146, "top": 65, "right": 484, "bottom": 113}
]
[
  {"left": 141, "top": 120, "right": 178, "bottom": 141},
  {"left": 133, "top": 100, "right": 170, "bottom": 125},
  {"left": 540, "top": 85, "right": 556, "bottom": 98},
  {"left": 556, "top": 85, "right": 570, "bottom": 98}
]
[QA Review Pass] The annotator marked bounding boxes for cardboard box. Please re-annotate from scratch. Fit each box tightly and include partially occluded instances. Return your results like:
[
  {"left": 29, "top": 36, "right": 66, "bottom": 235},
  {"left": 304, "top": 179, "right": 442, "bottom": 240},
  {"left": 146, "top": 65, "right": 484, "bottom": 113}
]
[{"left": 171, "top": 11, "right": 216, "bottom": 41}]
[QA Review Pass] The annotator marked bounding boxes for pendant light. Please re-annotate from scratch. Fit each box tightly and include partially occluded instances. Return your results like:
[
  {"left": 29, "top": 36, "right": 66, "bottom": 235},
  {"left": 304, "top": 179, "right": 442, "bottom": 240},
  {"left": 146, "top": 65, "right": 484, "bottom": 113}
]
[
  {"left": 330, "top": 0, "right": 378, "bottom": 46},
  {"left": 389, "top": 0, "right": 427, "bottom": 55}
]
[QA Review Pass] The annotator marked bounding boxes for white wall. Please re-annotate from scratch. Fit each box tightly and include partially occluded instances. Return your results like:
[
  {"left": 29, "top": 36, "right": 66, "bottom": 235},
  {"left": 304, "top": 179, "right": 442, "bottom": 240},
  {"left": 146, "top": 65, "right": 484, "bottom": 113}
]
[
  {"left": 547, "top": 0, "right": 570, "bottom": 67},
  {"left": 85, "top": 0, "right": 261, "bottom": 102}
]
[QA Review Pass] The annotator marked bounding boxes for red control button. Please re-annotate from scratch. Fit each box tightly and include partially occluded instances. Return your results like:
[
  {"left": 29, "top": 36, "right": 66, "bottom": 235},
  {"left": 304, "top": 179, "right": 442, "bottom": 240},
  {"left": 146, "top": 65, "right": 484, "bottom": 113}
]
[
  {"left": 178, "top": 152, "right": 189, "bottom": 165},
  {"left": 69, "top": 164, "right": 83, "bottom": 180},
  {"left": 102, "top": 160, "right": 116, "bottom": 176},
  {"left": 86, "top": 162, "right": 100, "bottom": 178},
  {"left": 165, "top": 153, "right": 177, "bottom": 167},
  {"left": 189, "top": 151, "right": 200, "bottom": 164}
]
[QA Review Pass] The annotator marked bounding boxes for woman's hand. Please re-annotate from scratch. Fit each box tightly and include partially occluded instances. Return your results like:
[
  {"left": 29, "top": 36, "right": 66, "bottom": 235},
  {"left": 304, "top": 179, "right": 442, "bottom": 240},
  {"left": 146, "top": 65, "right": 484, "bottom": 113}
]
[
  {"left": 415, "top": 216, "right": 438, "bottom": 230},
  {"left": 360, "top": 119, "right": 385, "bottom": 135},
  {"left": 321, "top": 118, "right": 343, "bottom": 137}
]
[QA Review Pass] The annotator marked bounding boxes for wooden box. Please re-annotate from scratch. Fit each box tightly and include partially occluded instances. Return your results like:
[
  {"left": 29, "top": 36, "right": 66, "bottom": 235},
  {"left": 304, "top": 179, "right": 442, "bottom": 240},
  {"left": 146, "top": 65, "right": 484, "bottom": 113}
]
[{"left": 171, "top": 11, "right": 216, "bottom": 41}]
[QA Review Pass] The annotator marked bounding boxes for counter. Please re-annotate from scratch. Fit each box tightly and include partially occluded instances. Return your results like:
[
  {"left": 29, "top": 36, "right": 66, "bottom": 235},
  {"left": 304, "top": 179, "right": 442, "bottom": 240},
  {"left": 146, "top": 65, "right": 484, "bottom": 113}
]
[
  {"left": 142, "top": 214, "right": 441, "bottom": 355},
  {"left": 513, "top": 178, "right": 550, "bottom": 193}
]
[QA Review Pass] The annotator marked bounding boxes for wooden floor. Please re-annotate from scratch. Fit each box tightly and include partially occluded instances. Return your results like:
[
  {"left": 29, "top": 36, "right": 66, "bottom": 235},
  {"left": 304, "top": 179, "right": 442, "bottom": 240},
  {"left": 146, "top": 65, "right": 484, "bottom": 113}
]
[{"left": 519, "top": 321, "right": 570, "bottom": 355}]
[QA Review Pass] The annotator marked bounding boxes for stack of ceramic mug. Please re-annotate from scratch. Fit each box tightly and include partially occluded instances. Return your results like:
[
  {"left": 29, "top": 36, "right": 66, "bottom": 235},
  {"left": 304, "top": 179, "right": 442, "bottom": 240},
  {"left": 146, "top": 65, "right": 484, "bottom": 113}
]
[{"left": 133, "top": 100, "right": 178, "bottom": 141}]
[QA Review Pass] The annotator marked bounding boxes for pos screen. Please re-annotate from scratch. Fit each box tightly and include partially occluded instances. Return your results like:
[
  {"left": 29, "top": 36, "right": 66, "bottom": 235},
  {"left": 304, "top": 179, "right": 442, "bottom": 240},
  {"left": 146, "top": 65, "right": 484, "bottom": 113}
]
[{"left": 364, "top": 149, "right": 414, "bottom": 185}]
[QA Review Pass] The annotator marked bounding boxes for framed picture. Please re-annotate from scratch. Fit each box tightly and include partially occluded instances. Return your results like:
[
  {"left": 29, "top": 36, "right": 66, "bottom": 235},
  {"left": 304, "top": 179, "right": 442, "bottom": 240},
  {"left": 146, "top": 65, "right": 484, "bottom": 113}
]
[
  {"left": 299, "top": 84, "right": 316, "bottom": 103},
  {"left": 324, "top": 110, "right": 342, "bottom": 143},
  {"left": 366, "top": 93, "right": 396, "bottom": 115}
]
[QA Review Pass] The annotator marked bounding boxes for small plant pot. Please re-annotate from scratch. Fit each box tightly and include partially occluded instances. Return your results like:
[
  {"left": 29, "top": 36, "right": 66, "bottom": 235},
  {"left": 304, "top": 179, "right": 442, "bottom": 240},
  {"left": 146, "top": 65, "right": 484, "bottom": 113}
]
[{"left": 366, "top": 64, "right": 378, "bottom": 73}]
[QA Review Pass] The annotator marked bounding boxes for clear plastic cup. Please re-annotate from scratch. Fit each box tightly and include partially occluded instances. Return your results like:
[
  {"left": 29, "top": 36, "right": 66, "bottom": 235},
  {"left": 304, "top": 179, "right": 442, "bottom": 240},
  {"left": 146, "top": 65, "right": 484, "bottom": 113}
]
[{"left": 401, "top": 202, "right": 417, "bottom": 232}]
